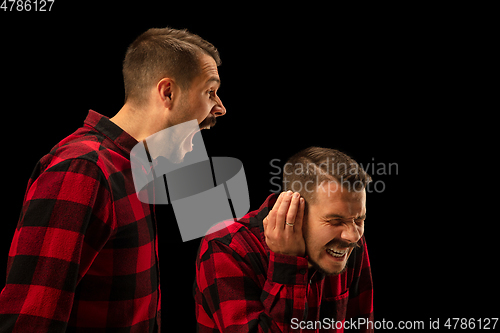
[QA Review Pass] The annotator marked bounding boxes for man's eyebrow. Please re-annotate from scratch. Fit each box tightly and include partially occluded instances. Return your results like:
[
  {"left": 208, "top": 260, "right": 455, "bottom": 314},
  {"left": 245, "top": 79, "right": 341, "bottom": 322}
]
[
  {"left": 206, "top": 76, "right": 221, "bottom": 87},
  {"left": 323, "top": 213, "right": 366, "bottom": 220},
  {"left": 323, "top": 213, "right": 346, "bottom": 219}
]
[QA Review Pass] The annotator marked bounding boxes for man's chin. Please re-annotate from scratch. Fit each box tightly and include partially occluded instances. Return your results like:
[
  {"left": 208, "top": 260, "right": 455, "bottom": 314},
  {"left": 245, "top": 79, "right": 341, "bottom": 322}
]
[{"left": 308, "top": 256, "right": 348, "bottom": 276}]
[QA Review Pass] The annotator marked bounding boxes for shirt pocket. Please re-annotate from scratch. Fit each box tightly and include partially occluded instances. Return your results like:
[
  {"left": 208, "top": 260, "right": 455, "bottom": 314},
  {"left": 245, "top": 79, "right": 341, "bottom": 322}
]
[{"left": 319, "top": 289, "right": 350, "bottom": 326}]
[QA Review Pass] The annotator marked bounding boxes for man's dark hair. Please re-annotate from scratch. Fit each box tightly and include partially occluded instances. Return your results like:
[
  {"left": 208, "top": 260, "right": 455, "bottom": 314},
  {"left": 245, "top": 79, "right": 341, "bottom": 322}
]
[
  {"left": 122, "top": 27, "right": 221, "bottom": 106},
  {"left": 283, "top": 147, "right": 372, "bottom": 203}
]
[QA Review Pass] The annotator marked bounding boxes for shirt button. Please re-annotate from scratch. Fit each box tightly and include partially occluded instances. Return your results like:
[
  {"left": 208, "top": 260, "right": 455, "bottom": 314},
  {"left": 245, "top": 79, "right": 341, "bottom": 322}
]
[{"left": 299, "top": 268, "right": 306, "bottom": 274}]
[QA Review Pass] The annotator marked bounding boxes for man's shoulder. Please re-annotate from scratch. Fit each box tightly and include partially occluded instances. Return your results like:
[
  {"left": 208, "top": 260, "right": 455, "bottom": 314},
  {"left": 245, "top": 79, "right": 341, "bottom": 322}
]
[
  {"left": 201, "top": 219, "right": 259, "bottom": 250},
  {"left": 195, "top": 220, "right": 267, "bottom": 285},
  {"left": 41, "top": 126, "right": 98, "bottom": 164},
  {"left": 39, "top": 125, "right": 128, "bottom": 179},
  {"left": 201, "top": 194, "right": 276, "bottom": 245},
  {"left": 24, "top": 130, "right": 110, "bottom": 199},
  {"left": 198, "top": 221, "right": 264, "bottom": 263}
]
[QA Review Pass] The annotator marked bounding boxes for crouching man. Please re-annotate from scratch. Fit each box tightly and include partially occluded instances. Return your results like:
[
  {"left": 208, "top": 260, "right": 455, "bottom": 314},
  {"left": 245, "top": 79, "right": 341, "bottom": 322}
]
[{"left": 194, "top": 147, "right": 374, "bottom": 332}]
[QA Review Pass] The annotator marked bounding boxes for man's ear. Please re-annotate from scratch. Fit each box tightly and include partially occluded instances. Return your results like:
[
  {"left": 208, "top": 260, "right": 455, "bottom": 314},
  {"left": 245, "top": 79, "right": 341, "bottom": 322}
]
[{"left": 157, "top": 78, "right": 176, "bottom": 109}]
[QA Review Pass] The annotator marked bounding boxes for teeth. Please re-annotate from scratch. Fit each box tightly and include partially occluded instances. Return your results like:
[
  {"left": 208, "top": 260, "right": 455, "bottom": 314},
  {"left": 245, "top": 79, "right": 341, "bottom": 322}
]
[{"left": 326, "top": 248, "right": 348, "bottom": 257}]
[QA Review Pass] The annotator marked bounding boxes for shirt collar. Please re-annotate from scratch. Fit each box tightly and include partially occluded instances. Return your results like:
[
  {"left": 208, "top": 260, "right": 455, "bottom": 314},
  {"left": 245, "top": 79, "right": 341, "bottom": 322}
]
[
  {"left": 84, "top": 110, "right": 138, "bottom": 155},
  {"left": 248, "top": 193, "right": 279, "bottom": 231},
  {"left": 260, "top": 192, "right": 279, "bottom": 211}
]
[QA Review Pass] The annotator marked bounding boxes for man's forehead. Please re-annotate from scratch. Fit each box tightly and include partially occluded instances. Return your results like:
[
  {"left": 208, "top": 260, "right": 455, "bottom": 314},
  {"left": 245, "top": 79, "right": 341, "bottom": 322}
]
[
  {"left": 312, "top": 181, "right": 366, "bottom": 215},
  {"left": 316, "top": 180, "right": 366, "bottom": 200},
  {"left": 199, "top": 54, "right": 219, "bottom": 81}
]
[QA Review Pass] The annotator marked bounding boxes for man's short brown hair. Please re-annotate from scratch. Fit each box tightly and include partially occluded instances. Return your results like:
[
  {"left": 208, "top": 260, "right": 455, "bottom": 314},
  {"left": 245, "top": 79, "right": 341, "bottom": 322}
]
[
  {"left": 283, "top": 147, "right": 372, "bottom": 203},
  {"left": 122, "top": 27, "right": 221, "bottom": 106}
]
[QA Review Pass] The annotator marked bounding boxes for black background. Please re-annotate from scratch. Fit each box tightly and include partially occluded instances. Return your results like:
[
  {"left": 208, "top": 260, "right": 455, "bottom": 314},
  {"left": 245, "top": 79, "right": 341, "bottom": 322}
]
[{"left": 0, "top": 3, "right": 497, "bottom": 332}]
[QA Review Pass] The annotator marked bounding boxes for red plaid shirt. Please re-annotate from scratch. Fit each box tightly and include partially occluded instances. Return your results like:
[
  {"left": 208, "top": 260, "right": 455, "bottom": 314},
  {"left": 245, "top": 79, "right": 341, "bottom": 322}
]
[
  {"left": 0, "top": 111, "right": 160, "bottom": 332},
  {"left": 194, "top": 193, "right": 373, "bottom": 332}
]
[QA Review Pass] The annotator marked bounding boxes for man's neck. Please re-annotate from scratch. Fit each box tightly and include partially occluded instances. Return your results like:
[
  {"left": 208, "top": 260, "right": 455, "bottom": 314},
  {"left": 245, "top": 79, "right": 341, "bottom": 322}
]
[
  {"left": 110, "top": 103, "right": 166, "bottom": 142},
  {"left": 110, "top": 102, "right": 200, "bottom": 164}
]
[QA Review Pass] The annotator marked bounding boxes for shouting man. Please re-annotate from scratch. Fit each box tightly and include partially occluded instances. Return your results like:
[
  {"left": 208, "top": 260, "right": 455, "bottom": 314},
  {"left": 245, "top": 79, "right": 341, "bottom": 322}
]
[
  {"left": 195, "top": 147, "right": 374, "bottom": 332},
  {"left": 0, "top": 27, "right": 225, "bottom": 332}
]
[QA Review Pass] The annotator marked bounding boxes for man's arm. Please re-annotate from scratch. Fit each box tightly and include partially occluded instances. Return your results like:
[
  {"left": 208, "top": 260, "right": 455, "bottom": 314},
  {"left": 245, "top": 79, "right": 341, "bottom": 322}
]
[
  {"left": 0, "top": 158, "right": 113, "bottom": 332},
  {"left": 195, "top": 239, "right": 309, "bottom": 332},
  {"left": 195, "top": 191, "right": 308, "bottom": 332}
]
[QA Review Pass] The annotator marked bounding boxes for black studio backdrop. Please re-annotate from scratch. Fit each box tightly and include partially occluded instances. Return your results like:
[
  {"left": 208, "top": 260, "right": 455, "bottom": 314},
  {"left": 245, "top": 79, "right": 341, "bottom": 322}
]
[{"left": 1, "top": 4, "right": 497, "bottom": 332}]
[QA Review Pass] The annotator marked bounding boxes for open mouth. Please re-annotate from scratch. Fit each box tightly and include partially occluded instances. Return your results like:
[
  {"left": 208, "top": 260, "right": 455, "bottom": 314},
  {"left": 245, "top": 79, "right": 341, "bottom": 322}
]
[
  {"left": 183, "top": 116, "right": 216, "bottom": 152},
  {"left": 326, "top": 248, "right": 349, "bottom": 260},
  {"left": 199, "top": 114, "right": 216, "bottom": 130}
]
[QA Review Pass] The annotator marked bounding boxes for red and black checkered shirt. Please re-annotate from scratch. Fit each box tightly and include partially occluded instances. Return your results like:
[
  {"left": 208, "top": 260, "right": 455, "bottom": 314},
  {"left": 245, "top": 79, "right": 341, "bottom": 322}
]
[
  {"left": 0, "top": 111, "right": 160, "bottom": 332},
  {"left": 194, "top": 193, "right": 373, "bottom": 332}
]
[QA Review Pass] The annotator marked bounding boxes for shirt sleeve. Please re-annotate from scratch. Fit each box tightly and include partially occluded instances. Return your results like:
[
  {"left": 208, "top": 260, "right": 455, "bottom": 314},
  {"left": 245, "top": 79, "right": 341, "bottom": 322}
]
[
  {"left": 195, "top": 239, "right": 309, "bottom": 332},
  {"left": 0, "top": 158, "right": 113, "bottom": 332}
]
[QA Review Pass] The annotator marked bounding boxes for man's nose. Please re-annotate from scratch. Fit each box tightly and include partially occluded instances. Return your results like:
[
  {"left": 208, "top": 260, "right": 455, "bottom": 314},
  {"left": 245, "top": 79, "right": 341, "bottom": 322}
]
[
  {"left": 211, "top": 95, "right": 226, "bottom": 117},
  {"left": 340, "top": 221, "right": 361, "bottom": 244}
]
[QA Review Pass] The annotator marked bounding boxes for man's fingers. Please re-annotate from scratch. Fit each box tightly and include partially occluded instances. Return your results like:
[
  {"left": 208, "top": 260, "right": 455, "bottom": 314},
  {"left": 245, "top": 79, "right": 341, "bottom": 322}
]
[
  {"left": 294, "top": 197, "right": 305, "bottom": 233},
  {"left": 285, "top": 192, "right": 301, "bottom": 227},
  {"left": 264, "top": 191, "right": 307, "bottom": 257},
  {"left": 276, "top": 191, "right": 293, "bottom": 229},
  {"left": 266, "top": 192, "right": 285, "bottom": 231}
]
